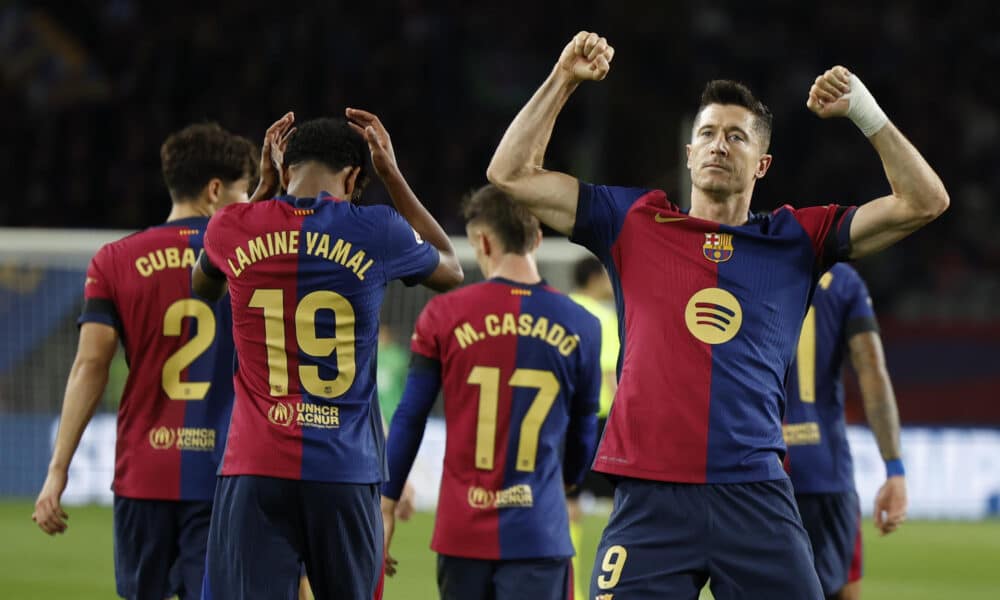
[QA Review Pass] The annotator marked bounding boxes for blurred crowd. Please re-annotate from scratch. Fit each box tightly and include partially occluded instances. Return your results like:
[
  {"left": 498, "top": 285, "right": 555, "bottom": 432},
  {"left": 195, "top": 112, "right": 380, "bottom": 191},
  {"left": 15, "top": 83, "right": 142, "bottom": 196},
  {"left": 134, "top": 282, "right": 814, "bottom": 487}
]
[{"left": 1, "top": 0, "right": 997, "bottom": 318}]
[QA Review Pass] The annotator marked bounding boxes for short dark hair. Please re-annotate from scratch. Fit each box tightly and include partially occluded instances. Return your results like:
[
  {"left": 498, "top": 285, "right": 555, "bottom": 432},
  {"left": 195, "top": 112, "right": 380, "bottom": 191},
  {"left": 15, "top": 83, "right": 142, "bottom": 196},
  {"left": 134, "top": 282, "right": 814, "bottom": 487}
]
[
  {"left": 283, "top": 118, "right": 369, "bottom": 197},
  {"left": 696, "top": 80, "right": 773, "bottom": 152},
  {"left": 160, "top": 123, "right": 258, "bottom": 201},
  {"left": 573, "top": 256, "right": 606, "bottom": 289},
  {"left": 462, "top": 184, "right": 540, "bottom": 255}
]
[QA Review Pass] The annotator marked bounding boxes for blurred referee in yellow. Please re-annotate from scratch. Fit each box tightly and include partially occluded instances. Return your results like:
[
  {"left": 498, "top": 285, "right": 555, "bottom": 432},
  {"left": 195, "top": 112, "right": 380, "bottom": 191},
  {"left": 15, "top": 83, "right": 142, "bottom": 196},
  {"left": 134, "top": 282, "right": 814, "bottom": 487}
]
[{"left": 566, "top": 256, "right": 619, "bottom": 599}]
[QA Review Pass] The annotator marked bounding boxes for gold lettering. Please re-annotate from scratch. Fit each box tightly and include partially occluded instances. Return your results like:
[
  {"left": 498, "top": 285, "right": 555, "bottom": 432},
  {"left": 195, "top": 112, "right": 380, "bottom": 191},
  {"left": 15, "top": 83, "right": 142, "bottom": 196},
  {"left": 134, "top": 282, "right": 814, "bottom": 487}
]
[
  {"left": 227, "top": 258, "right": 243, "bottom": 278},
  {"left": 165, "top": 247, "right": 181, "bottom": 268},
  {"left": 501, "top": 313, "right": 517, "bottom": 335},
  {"left": 289, "top": 231, "right": 300, "bottom": 253},
  {"left": 484, "top": 314, "right": 500, "bottom": 336},
  {"left": 454, "top": 322, "right": 481, "bottom": 349},
  {"left": 546, "top": 323, "right": 566, "bottom": 346},
  {"left": 344, "top": 250, "right": 365, "bottom": 273},
  {"left": 305, "top": 231, "right": 319, "bottom": 254},
  {"left": 273, "top": 231, "right": 288, "bottom": 255},
  {"left": 329, "top": 238, "right": 351, "bottom": 264},
  {"left": 530, "top": 316, "right": 549, "bottom": 340},
  {"left": 518, "top": 314, "right": 533, "bottom": 335},
  {"left": 181, "top": 248, "right": 196, "bottom": 268},
  {"left": 235, "top": 247, "right": 251, "bottom": 271},
  {"left": 149, "top": 249, "right": 166, "bottom": 271},
  {"left": 357, "top": 259, "right": 374, "bottom": 280},
  {"left": 136, "top": 257, "right": 153, "bottom": 277},
  {"left": 265, "top": 232, "right": 275, "bottom": 256},
  {"left": 315, "top": 234, "right": 330, "bottom": 259},
  {"left": 248, "top": 236, "right": 270, "bottom": 262},
  {"left": 558, "top": 335, "right": 579, "bottom": 357}
]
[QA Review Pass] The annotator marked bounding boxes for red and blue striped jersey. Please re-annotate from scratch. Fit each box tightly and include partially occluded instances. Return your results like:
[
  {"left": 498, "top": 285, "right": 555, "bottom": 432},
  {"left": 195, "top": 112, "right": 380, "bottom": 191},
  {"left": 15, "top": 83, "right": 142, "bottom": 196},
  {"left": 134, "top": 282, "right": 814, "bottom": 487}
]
[
  {"left": 79, "top": 216, "right": 235, "bottom": 501},
  {"left": 203, "top": 193, "right": 439, "bottom": 484},
  {"left": 571, "top": 183, "right": 856, "bottom": 484},
  {"left": 390, "top": 278, "right": 601, "bottom": 560},
  {"left": 784, "top": 263, "right": 878, "bottom": 493}
]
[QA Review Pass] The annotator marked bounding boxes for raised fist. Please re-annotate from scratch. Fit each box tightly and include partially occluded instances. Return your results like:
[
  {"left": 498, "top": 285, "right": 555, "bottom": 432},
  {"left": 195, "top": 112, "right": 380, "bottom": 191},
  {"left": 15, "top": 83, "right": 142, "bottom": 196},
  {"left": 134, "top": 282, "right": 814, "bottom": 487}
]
[
  {"left": 806, "top": 65, "right": 853, "bottom": 119},
  {"left": 557, "top": 31, "right": 615, "bottom": 82}
]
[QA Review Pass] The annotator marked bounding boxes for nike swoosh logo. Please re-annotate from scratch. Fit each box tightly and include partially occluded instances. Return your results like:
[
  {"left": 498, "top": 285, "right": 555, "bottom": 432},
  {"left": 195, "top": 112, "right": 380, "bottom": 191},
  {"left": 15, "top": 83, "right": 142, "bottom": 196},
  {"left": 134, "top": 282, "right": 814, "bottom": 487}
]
[{"left": 654, "top": 213, "right": 687, "bottom": 223}]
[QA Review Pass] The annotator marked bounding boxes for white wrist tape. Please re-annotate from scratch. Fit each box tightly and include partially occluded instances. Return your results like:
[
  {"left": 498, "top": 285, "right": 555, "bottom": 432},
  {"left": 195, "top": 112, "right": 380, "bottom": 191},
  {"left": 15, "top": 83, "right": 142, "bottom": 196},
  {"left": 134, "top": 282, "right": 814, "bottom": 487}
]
[{"left": 845, "top": 74, "right": 888, "bottom": 137}]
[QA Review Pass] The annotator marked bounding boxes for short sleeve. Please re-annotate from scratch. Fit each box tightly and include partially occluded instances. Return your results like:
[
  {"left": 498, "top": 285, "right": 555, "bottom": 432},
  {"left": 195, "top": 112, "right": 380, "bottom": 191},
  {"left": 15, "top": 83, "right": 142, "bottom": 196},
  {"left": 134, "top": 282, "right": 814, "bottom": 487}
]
[
  {"left": 841, "top": 267, "right": 878, "bottom": 338},
  {"left": 784, "top": 204, "right": 857, "bottom": 271},
  {"left": 570, "top": 183, "right": 649, "bottom": 260},
  {"left": 78, "top": 246, "right": 122, "bottom": 331},
  {"left": 410, "top": 298, "right": 443, "bottom": 362},
  {"left": 382, "top": 208, "right": 440, "bottom": 286}
]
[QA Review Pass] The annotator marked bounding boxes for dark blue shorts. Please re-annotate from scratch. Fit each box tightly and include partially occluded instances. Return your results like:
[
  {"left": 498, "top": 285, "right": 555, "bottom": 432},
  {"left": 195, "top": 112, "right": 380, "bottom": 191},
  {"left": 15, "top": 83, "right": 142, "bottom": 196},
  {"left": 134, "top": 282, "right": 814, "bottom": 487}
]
[
  {"left": 437, "top": 554, "right": 572, "bottom": 600},
  {"left": 796, "top": 490, "right": 863, "bottom": 596},
  {"left": 202, "top": 475, "right": 382, "bottom": 600},
  {"left": 113, "top": 495, "right": 211, "bottom": 600},
  {"left": 589, "top": 478, "right": 823, "bottom": 600}
]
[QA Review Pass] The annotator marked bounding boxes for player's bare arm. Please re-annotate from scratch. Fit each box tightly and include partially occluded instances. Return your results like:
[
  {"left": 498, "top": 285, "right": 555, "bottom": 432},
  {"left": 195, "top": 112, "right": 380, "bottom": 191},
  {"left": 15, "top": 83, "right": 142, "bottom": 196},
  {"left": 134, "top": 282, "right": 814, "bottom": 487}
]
[
  {"left": 346, "top": 107, "right": 463, "bottom": 292},
  {"left": 487, "top": 31, "right": 615, "bottom": 235},
  {"left": 32, "top": 322, "right": 118, "bottom": 535},
  {"left": 806, "top": 66, "right": 949, "bottom": 258},
  {"left": 192, "top": 254, "right": 228, "bottom": 301},
  {"left": 848, "top": 330, "right": 907, "bottom": 536}
]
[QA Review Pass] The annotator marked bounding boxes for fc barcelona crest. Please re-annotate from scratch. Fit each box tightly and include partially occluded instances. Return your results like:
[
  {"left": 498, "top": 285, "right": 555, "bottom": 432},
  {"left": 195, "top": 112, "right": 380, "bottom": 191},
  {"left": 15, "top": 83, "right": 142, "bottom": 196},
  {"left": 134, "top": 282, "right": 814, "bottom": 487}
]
[{"left": 703, "top": 233, "right": 734, "bottom": 263}]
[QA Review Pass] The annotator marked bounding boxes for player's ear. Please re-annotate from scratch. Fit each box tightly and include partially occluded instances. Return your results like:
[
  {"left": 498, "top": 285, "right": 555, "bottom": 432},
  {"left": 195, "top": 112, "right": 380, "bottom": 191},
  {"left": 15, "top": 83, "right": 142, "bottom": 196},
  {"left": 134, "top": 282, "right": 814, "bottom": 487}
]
[
  {"left": 532, "top": 229, "right": 543, "bottom": 252},
  {"left": 206, "top": 178, "right": 223, "bottom": 205},
  {"left": 344, "top": 166, "right": 361, "bottom": 198},
  {"left": 685, "top": 144, "right": 693, "bottom": 169},
  {"left": 755, "top": 154, "right": 773, "bottom": 179}
]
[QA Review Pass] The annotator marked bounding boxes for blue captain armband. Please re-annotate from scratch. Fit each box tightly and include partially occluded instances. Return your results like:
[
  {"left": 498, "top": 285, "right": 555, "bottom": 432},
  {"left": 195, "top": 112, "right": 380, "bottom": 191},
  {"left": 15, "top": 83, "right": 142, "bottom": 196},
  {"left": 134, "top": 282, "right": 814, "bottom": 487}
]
[{"left": 885, "top": 458, "right": 905, "bottom": 478}]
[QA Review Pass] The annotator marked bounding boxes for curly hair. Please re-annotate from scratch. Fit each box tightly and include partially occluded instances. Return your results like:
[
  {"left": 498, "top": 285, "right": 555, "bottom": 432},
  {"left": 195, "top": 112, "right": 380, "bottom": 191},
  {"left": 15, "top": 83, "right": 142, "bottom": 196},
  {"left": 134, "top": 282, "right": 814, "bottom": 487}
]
[
  {"left": 160, "top": 122, "right": 258, "bottom": 200},
  {"left": 282, "top": 118, "right": 370, "bottom": 197}
]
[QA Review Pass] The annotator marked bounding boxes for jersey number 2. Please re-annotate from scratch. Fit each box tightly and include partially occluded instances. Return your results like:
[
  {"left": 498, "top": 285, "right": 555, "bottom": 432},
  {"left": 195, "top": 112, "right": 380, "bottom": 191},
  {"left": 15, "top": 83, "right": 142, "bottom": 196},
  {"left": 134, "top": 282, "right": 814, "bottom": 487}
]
[
  {"left": 467, "top": 366, "right": 559, "bottom": 473},
  {"left": 161, "top": 299, "right": 216, "bottom": 400},
  {"left": 250, "top": 289, "right": 356, "bottom": 398}
]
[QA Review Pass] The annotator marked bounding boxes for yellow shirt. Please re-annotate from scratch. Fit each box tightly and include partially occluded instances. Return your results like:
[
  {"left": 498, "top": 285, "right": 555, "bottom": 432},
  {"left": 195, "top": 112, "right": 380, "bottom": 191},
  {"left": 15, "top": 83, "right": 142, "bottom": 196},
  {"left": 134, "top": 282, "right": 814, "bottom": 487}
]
[{"left": 569, "top": 293, "right": 619, "bottom": 418}]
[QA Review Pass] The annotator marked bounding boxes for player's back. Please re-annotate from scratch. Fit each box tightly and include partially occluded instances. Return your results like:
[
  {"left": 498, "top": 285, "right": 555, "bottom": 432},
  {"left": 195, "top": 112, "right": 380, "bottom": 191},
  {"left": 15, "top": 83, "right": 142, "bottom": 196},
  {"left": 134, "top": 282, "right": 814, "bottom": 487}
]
[
  {"left": 785, "top": 263, "right": 877, "bottom": 493},
  {"left": 80, "top": 217, "right": 235, "bottom": 501},
  {"left": 204, "top": 193, "right": 438, "bottom": 484},
  {"left": 413, "top": 278, "right": 601, "bottom": 560}
]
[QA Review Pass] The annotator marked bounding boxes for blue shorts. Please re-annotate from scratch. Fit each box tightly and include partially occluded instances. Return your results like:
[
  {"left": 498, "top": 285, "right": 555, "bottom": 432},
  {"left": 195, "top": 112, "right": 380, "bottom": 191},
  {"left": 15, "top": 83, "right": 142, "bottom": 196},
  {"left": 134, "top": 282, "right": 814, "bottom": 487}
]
[
  {"left": 202, "top": 475, "right": 382, "bottom": 600},
  {"left": 113, "top": 495, "right": 211, "bottom": 600},
  {"left": 437, "top": 554, "right": 572, "bottom": 600},
  {"left": 590, "top": 478, "right": 823, "bottom": 600},
  {"left": 796, "top": 490, "right": 863, "bottom": 596}
]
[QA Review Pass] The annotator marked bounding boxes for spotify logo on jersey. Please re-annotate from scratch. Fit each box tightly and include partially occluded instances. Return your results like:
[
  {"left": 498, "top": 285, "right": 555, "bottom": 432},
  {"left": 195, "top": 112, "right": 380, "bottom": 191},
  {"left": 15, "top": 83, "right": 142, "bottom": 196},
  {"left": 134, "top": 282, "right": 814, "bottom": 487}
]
[{"left": 684, "top": 288, "right": 743, "bottom": 344}]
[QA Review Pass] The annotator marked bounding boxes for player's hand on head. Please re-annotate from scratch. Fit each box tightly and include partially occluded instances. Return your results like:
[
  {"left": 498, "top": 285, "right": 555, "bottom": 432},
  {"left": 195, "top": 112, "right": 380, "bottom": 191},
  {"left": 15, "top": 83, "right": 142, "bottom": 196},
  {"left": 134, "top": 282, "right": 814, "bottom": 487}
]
[
  {"left": 346, "top": 108, "right": 398, "bottom": 179},
  {"left": 557, "top": 31, "right": 615, "bottom": 83},
  {"left": 32, "top": 470, "right": 69, "bottom": 535},
  {"left": 806, "top": 65, "right": 852, "bottom": 119},
  {"left": 254, "top": 112, "right": 296, "bottom": 201},
  {"left": 873, "top": 475, "right": 907, "bottom": 536}
]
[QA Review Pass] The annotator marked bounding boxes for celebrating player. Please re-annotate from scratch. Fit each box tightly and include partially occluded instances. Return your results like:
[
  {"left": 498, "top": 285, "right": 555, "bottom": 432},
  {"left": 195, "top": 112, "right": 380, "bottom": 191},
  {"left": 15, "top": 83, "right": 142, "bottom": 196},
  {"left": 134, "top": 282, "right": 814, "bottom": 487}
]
[
  {"left": 785, "top": 263, "right": 907, "bottom": 599},
  {"left": 487, "top": 31, "right": 947, "bottom": 598},
  {"left": 381, "top": 184, "right": 601, "bottom": 600},
  {"left": 194, "top": 110, "right": 462, "bottom": 600},
  {"left": 32, "top": 123, "right": 257, "bottom": 600}
]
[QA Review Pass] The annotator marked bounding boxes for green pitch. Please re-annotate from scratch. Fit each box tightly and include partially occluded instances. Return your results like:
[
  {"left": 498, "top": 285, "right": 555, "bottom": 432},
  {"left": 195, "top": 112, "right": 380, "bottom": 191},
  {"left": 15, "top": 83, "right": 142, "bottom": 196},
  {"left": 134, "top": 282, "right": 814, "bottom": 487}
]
[{"left": 2, "top": 501, "right": 998, "bottom": 599}]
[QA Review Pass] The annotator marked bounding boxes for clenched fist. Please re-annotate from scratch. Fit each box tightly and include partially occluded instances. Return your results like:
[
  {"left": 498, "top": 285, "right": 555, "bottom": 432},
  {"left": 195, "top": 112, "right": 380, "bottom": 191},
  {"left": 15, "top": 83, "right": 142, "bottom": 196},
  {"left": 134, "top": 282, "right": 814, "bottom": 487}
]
[
  {"left": 806, "top": 65, "right": 853, "bottom": 119},
  {"left": 557, "top": 31, "right": 615, "bottom": 82}
]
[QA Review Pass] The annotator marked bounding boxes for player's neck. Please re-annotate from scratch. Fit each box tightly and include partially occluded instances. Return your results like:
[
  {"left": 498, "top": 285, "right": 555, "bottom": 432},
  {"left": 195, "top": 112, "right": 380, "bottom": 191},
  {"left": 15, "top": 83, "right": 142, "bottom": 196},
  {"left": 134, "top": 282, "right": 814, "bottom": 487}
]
[
  {"left": 287, "top": 167, "right": 348, "bottom": 200},
  {"left": 165, "top": 200, "right": 212, "bottom": 221},
  {"left": 688, "top": 189, "right": 752, "bottom": 226},
  {"left": 488, "top": 254, "right": 542, "bottom": 285}
]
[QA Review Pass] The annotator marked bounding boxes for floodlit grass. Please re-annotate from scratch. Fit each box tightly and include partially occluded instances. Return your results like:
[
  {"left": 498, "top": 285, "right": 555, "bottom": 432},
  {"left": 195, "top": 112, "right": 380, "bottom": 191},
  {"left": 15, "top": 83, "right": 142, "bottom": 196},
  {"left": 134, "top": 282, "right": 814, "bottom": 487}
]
[{"left": 2, "top": 501, "right": 998, "bottom": 599}]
